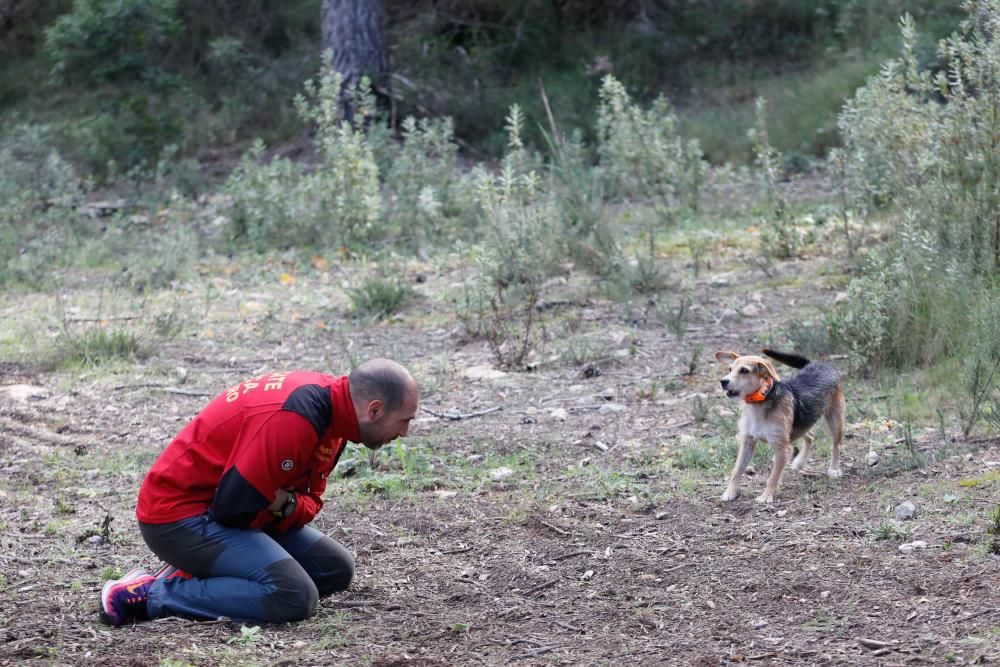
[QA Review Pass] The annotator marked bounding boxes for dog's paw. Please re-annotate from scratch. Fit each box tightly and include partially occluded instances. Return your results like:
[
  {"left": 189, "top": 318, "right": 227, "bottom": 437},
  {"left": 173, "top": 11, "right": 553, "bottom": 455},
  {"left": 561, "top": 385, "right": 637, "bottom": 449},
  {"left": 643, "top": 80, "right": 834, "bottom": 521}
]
[
  {"left": 720, "top": 488, "right": 739, "bottom": 502},
  {"left": 827, "top": 467, "right": 843, "bottom": 479},
  {"left": 755, "top": 492, "right": 775, "bottom": 504},
  {"left": 790, "top": 459, "right": 806, "bottom": 472}
]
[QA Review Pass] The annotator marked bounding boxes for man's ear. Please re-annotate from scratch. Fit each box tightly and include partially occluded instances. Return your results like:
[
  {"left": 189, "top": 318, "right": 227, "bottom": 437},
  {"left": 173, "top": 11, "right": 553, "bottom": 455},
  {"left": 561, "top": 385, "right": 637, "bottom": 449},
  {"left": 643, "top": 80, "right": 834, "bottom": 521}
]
[
  {"left": 714, "top": 351, "right": 739, "bottom": 364},
  {"left": 366, "top": 399, "right": 384, "bottom": 420},
  {"left": 756, "top": 360, "right": 780, "bottom": 381}
]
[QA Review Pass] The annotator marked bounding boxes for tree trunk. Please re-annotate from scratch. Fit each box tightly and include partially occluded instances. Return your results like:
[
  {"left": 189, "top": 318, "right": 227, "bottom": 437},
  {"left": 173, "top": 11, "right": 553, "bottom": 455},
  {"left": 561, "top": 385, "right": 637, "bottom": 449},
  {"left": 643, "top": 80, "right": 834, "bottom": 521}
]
[{"left": 321, "top": 0, "right": 387, "bottom": 121}]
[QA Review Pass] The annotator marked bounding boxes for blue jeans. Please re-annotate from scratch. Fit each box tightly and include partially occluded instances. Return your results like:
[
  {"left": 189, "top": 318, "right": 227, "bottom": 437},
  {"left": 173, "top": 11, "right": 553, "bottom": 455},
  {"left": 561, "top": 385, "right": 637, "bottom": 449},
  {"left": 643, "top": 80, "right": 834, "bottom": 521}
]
[{"left": 138, "top": 512, "right": 354, "bottom": 623}]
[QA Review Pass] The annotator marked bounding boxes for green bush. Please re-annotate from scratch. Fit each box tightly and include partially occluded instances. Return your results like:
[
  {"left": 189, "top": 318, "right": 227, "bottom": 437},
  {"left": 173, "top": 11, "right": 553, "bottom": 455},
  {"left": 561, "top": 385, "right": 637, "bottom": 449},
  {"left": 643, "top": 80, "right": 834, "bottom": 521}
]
[
  {"left": 596, "top": 75, "right": 705, "bottom": 216},
  {"left": 382, "top": 115, "right": 469, "bottom": 252},
  {"left": 56, "top": 327, "right": 144, "bottom": 368},
  {"left": 0, "top": 125, "right": 88, "bottom": 287},
  {"left": 347, "top": 271, "right": 414, "bottom": 321},
  {"left": 830, "top": 3, "right": 1000, "bottom": 371},
  {"left": 749, "top": 98, "right": 801, "bottom": 260},
  {"left": 542, "top": 127, "right": 620, "bottom": 276},
  {"left": 45, "top": 0, "right": 182, "bottom": 84},
  {"left": 224, "top": 57, "right": 382, "bottom": 251},
  {"left": 459, "top": 106, "right": 560, "bottom": 369},
  {"left": 293, "top": 62, "right": 381, "bottom": 247}
]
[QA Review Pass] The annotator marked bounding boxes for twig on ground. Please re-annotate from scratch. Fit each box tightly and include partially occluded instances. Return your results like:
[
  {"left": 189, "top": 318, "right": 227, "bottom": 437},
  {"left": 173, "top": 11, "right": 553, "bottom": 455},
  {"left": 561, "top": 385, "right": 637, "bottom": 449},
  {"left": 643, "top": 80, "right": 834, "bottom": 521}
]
[
  {"left": 521, "top": 578, "right": 559, "bottom": 596},
  {"left": 553, "top": 550, "right": 590, "bottom": 561},
  {"left": 553, "top": 620, "right": 583, "bottom": 632},
  {"left": 509, "top": 645, "right": 558, "bottom": 661},
  {"left": 113, "top": 383, "right": 165, "bottom": 391},
  {"left": 440, "top": 546, "right": 473, "bottom": 555},
  {"left": 422, "top": 405, "right": 502, "bottom": 421},
  {"left": 153, "top": 388, "right": 214, "bottom": 397},
  {"left": 855, "top": 637, "right": 898, "bottom": 650},
  {"left": 540, "top": 520, "right": 569, "bottom": 536},
  {"left": 958, "top": 608, "right": 1000, "bottom": 622},
  {"left": 324, "top": 600, "right": 382, "bottom": 609},
  {"left": 456, "top": 577, "right": 490, "bottom": 592}
]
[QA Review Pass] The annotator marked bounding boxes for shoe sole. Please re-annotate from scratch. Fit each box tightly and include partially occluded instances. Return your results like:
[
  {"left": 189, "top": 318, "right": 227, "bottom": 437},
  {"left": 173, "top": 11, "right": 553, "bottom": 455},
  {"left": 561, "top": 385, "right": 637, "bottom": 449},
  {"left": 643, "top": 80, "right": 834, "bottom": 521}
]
[{"left": 99, "top": 568, "right": 149, "bottom": 626}]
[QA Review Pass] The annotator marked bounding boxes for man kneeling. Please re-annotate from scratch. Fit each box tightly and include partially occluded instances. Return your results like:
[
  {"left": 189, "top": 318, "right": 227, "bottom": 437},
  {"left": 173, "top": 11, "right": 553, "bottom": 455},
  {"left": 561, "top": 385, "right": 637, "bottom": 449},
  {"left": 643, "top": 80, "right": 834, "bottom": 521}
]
[{"left": 100, "top": 359, "right": 420, "bottom": 626}]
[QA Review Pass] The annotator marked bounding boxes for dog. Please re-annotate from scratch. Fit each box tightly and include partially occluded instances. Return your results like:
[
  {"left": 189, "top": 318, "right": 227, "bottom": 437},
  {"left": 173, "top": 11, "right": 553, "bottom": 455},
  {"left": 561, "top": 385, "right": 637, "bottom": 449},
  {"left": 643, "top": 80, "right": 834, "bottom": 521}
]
[{"left": 714, "top": 349, "right": 845, "bottom": 503}]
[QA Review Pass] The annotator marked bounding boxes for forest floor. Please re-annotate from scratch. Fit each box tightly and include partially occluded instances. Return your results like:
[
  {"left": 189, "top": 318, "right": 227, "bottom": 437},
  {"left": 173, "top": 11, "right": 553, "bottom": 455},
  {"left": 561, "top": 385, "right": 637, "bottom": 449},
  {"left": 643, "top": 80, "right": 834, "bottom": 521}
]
[{"left": 2, "top": 175, "right": 999, "bottom": 666}]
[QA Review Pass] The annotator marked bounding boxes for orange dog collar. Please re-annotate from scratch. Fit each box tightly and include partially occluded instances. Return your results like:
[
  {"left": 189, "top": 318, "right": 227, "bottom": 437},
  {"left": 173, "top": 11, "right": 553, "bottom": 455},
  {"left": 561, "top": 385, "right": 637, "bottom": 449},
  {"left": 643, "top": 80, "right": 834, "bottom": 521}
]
[{"left": 745, "top": 376, "right": 774, "bottom": 404}]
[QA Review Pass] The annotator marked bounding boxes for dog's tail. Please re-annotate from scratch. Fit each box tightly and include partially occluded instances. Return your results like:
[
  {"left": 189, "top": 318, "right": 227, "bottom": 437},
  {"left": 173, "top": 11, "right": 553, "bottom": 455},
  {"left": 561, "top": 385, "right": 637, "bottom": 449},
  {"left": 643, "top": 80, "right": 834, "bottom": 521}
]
[{"left": 761, "top": 348, "right": 810, "bottom": 369}]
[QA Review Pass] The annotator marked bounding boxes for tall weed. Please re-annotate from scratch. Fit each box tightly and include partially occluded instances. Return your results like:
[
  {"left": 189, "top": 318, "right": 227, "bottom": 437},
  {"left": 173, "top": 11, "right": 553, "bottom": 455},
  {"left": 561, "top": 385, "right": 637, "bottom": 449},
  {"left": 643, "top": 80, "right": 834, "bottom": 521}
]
[{"left": 459, "top": 106, "right": 560, "bottom": 369}]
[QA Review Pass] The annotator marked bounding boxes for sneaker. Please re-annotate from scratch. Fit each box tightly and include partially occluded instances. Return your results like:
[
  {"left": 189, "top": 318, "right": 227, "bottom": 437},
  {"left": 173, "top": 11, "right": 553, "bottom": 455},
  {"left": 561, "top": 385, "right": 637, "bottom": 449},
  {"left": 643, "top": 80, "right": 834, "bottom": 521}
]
[
  {"left": 153, "top": 563, "right": 193, "bottom": 581},
  {"left": 99, "top": 570, "right": 156, "bottom": 626}
]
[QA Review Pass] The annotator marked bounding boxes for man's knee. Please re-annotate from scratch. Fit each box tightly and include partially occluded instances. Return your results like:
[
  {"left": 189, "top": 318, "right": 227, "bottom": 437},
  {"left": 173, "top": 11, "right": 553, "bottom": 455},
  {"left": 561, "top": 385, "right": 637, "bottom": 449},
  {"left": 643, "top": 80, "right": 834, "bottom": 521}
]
[
  {"left": 262, "top": 558, "right": 319, "bottom": 623},
  {"left": 308, "top": 539, "right": 355, "bottom": 596}
]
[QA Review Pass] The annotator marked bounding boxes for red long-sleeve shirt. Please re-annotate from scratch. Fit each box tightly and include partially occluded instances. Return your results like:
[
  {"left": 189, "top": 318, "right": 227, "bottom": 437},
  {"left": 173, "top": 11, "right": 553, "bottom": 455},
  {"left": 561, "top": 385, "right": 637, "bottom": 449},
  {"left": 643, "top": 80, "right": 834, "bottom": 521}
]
[{"left": 136, "top": 371, "right": 359, "bottom": 531}]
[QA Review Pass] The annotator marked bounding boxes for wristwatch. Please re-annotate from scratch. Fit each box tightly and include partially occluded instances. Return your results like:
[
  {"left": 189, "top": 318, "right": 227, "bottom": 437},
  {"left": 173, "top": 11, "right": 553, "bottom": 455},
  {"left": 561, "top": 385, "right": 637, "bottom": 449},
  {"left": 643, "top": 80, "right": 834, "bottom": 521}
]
[{"left": 273, "top": 492, "right": 297, "bottom": 519}]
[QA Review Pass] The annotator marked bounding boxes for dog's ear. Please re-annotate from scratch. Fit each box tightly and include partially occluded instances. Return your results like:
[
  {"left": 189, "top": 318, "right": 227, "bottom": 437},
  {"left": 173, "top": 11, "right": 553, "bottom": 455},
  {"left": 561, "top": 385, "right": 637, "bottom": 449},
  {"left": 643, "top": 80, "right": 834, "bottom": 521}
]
[
  {"left": 756, "top": 359, "right": 780, "bottom": 381},
  {"left": 714, "top": 351, "right": 739, "bottom": 364}
]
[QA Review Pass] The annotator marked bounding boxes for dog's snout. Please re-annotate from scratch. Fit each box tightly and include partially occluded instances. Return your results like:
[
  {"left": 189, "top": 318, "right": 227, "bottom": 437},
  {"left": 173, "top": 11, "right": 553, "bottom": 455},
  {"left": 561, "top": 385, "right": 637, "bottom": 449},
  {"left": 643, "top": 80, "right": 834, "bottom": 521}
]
[{"left": 720, "top": 378, "right": 730, "bottom": 389}]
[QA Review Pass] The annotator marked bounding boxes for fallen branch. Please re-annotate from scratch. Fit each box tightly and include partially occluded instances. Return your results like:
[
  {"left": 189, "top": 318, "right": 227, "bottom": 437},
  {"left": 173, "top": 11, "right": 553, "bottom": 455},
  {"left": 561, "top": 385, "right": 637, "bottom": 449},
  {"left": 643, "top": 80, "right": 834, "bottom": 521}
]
[
  {"left": 521, "top": 578, "right": 559, "bottom": 596},
  {"left": 422, "top": 405, "right": 502, "bottom": 421},
  {"left": 959, "top": 607, "right": 1000, "bottom": 622},
  {"left": 440, "top": 546, "right": 473, "bottom": 555},
  {"left": 540, "top": 520, "right": 569, "bottom": 536},
  {"left": 510, "top": 645, "right": 558, "bottom": 661},
  {"left": 67, "top": 316, "right": 140, "bottom": 323},
  {"left": 327, "top": 600, "right": 381, "bottom": 608},
  {"left": 153, "top": 388, "right": 214, "bottom": 398},
  {"left": 855, "top": 637, "right": 898, "bottom": 650}
]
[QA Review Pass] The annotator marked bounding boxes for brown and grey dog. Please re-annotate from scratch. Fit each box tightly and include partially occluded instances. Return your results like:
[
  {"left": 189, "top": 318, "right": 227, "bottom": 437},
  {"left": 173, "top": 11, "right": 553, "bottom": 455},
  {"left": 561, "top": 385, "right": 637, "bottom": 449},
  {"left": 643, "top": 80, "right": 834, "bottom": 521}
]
[{"left": 714, "top": 349, "right": 845, "bottom": 503}]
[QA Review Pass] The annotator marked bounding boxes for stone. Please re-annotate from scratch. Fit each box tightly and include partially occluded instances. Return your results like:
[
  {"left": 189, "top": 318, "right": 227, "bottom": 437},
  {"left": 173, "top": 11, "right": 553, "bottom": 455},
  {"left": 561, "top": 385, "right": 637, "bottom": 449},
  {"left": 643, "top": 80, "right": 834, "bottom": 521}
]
[
  {"left": 866, "top": 449, "right": 879, "bottom": 466},
  {"left": 895, "top": 501, "right": 918, "bottom": 521},
  {"left": 489, "top": 467, "right": 514, "bottom": 481},
  {"left": 3, "top": 384, "right": 48, "bottom": 402},
  {"left": 463, "top": 365, "right": 507, "bottom": 380},
  {"left": 550, "top": 408, "right": 569, "bottom": 422},
  {"left": 741, "top": 304, "right": 761, "bottom": 318},
  {"left": 598, "top": 403, "right": 627, "bottom": 415}
]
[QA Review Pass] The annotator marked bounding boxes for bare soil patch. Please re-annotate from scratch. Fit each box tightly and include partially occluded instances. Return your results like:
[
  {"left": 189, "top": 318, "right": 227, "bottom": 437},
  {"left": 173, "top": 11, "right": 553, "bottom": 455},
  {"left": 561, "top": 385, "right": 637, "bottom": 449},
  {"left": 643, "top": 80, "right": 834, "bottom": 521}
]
[{"left": 2, "top": 231, "right": 999, "bottom": 666}]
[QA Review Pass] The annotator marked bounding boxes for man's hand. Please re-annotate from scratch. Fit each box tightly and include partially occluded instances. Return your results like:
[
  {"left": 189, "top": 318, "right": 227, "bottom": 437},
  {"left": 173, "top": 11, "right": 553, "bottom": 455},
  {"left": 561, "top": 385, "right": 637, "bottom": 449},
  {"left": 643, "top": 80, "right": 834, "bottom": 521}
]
[{"left": 267, "top": 489, "right": 290, "bottom": 512}]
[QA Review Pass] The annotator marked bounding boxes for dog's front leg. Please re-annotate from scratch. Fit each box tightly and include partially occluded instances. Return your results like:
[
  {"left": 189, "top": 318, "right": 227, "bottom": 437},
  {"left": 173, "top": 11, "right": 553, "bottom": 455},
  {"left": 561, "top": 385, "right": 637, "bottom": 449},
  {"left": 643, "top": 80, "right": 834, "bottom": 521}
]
[
  {"left": 721, "top": 434, "right": 756, "bottom": 502},
  {"left": 757, "top": 438, "right": 790, "bottom": 503}
]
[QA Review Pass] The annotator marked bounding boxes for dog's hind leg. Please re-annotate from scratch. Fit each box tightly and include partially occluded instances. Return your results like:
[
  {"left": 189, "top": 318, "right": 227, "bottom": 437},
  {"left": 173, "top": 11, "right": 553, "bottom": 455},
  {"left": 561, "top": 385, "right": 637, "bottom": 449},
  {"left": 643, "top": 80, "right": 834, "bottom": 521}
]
[
  {"left": 790, "top": 430, "right": 814, "bottom": 472},
  {"left": 824, "top": 386, "right": 846, "bottom": 479},
  {"left": 757, "top": 438, "right": 790, "bottom": 503},
  {"left": 721, "top": 434, "right": 756, "bottom": 502}
]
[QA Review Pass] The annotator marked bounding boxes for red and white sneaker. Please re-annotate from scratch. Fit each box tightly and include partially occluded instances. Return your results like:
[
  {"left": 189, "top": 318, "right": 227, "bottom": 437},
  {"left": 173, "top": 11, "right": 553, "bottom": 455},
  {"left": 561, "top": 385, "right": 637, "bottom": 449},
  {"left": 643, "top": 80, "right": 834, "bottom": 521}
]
[{"left": 99, "top": 568, "right": 156, "bottom": 626}]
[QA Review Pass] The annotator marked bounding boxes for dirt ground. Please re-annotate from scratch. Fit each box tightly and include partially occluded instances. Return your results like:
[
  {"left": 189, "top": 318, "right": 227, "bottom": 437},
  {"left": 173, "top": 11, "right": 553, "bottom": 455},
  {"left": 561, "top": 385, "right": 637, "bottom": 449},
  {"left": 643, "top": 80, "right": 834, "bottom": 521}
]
[{"left": 2, "top": 205, "right": 1000, "bottom": 666}]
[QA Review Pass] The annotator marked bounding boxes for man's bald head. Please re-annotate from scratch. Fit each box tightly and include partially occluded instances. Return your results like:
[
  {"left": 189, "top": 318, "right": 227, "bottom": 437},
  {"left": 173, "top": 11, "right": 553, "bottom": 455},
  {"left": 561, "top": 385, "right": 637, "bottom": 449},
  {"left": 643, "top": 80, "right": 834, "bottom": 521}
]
[{"left": 348, "top": 358, "right": 418, "bottom": 412}]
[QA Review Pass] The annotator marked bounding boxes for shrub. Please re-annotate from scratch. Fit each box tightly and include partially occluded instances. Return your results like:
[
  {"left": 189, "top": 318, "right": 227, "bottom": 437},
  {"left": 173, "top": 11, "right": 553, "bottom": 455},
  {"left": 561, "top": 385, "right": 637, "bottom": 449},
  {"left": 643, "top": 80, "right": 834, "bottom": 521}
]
[
  {"left": 224, "top": 56, "right": 382, "bottom": 251},
  {"left": 45, "top": 0, "right": 182, "bottom": 84},
  {"left": 56, "top": 327, "right": 143, "bottom": 368},
  {"left": 748, "top": 98, "right": 801, "bottom": 261},
  {"left": 382, "top": 115, "right": 466, "bottom": 252},
  {"left": 831, "top": 3, "right": 1000, "bottom": 371},
  {"left": 459, "top": 105, "right": 561, "bottom": 369},
  {"left": 596, "top": 74, "right": 705, "bottom": 217},
  {"left": 347, "top": 271, "right": 414, "bottom": 321},
  {"left": 542, "top": 125, "right": 620, "bottom": 276},
  {"left": 223, "top": 141, "right": 310, "bottom": 250},
  {"left": 0, "top": 125, "right": 88, "bottom": 287}
]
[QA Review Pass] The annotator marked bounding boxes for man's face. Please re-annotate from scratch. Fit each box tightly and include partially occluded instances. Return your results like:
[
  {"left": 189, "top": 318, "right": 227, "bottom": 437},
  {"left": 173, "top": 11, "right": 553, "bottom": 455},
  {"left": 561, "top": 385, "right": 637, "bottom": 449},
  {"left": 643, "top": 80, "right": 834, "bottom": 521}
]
[{"left": 357, "top": 388, "right": 420, "bottom": 449}]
